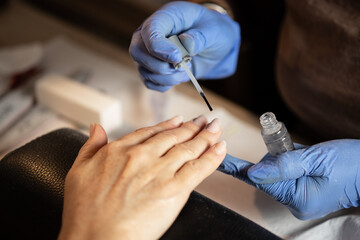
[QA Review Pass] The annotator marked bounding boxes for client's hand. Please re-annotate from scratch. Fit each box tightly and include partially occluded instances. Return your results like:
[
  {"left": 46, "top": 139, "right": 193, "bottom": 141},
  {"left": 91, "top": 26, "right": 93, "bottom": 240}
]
[{"left": 58, "top": 115, "right": 226, "bottom": 240}]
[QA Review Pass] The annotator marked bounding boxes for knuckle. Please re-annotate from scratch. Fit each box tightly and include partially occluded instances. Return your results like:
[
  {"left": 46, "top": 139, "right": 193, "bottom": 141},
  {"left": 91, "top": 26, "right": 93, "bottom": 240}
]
[
  {"left": 158, "top": 131, "right": 178, "bottom": 144},
  {"left": 189, "top": 134, "right": 211, "bottom": 148},
  {"left": 136, "top": 126, "right": 157, "bottom": 137},
  {"left": 155, "top": 179, "right": 183, "bottom": 198},
  {"left": 148, "top": 45, "right": 158, "bottom": 56},
  {"left": 101, "top": 142, "right": 118, "bottom": 155},
  {"left": 175, "top": 143, "right": 197, "bottom": 159},
  {"left": 198, "top": 135, "right": 212, "bottom": 146},
  {"left": 183, "top": 121, "right": 202, "bottom": 132},
  {"left": 127, "top": 145, "right": 147, "bottom": 159},
  {"left": 186, "top": 159, "right": 201, "bottom": 172}
]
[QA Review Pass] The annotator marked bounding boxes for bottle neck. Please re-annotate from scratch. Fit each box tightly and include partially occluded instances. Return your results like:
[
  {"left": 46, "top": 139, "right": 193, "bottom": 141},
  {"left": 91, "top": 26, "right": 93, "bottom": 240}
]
[{"left": 260, "top": 112, "right": 282, "bottom": 134}]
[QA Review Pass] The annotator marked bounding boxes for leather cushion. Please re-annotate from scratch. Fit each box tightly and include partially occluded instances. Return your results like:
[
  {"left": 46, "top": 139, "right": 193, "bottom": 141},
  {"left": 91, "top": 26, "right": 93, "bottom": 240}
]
[{"left": 0, "top": 129, "right": 87, "bottom": 240}]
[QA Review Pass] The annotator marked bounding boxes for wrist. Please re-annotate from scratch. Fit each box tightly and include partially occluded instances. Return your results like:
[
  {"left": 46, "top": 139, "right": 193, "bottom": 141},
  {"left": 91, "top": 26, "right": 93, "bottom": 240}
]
[
  {"left": 202, "top": 3, "right": 228, "bottom": 15},
  {"left": 189, "top": 0, "right": 234, "bottom": 18}
]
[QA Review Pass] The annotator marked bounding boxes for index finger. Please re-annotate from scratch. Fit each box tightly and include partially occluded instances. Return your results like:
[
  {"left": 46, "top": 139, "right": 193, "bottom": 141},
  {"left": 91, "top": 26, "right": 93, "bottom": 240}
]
[
  {"left": 140, "top": 2, "right": 204, "bottom": 63},
  {"left": 117, "top": 115, "right": 184, "bottom": 147}
]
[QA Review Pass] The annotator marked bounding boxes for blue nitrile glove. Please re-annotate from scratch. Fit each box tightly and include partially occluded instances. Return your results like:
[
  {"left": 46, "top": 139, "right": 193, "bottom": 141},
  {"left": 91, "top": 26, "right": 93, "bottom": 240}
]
[
  {"left": 129, "top": 1, "right": 240, "bottom": 92},
  {"left": 219, "top": 140, "right": 360, "bottom": 220}
]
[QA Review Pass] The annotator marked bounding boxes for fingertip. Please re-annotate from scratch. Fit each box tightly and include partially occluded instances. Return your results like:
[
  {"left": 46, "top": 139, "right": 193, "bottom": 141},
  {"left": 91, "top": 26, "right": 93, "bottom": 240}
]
[
  {"left": 205, "top": 118, "right": 221, "bottom": 134},
  {"left": 214, "top": 140, "right": 227, "bottom": 155},
  {"left": 77, "top": 124, "right": 108, "bottom": 161},
  {"left": 92, "top": 123, "right": 107, "bottom": 139},
  {"left": 167, "top": 115, "right": 184, "bottom": 126}
]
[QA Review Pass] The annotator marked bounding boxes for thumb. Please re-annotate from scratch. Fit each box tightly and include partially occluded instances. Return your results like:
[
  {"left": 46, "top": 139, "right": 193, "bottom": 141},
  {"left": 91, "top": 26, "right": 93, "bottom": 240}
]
[
  {"left": 248, "top": 149, "right": 306, "bottom": 184},
  {"left": 77, "top": 124, "right": 108, "bottom": 161}
]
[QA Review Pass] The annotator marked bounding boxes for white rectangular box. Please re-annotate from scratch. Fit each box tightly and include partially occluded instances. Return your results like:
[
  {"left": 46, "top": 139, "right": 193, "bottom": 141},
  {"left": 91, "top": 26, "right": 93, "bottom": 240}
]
[{"left": 35, "top": 74, "right": 121, "bottom": 132}]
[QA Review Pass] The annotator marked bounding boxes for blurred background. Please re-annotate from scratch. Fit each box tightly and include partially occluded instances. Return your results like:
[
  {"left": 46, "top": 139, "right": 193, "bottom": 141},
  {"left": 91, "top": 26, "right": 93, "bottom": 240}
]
[
  {"left": 0, "top": 0, "right": 293, "bottom": 125},
  {"left": 0, "top": 2, "right": 327, "bottom": 238}
]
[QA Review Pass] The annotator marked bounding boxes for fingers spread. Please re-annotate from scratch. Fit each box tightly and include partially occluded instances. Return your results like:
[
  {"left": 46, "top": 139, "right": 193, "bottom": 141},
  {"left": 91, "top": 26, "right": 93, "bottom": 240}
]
[
  {"left": 118, "top": 115, "right": 184, "bottom": 147},
  {"left": 175, "top": 140, "right": 227, "bottom": 190},
  {"left": 142, "top": 115, "right": 208, "bottom": 157},
  {"left": 76, "top": 124, "right": 108, "bottom": 162}
]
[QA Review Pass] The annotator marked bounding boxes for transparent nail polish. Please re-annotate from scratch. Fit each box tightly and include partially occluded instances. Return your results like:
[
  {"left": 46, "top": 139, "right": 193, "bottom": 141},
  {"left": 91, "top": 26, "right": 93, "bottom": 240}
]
[
  {"left": 260, "top": 112, "right": 294, "bottom": 156},
  {"left": 192, "top": 115, "right": 206, "bottom": 126}
]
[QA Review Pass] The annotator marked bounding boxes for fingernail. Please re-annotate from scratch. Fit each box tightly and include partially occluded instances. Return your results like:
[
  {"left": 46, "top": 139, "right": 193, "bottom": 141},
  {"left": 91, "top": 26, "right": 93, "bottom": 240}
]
[
  {"left": 89, "top": 124, "right": 95, "bottom": 137},
  {"left": 169, "top": 115, "right": 183, "bottom": 126},
  {"left": 191, "top": 115, "right": 207, "bottom": 126},
  {"left": 215, "top": 140, "right": 226, "bottom": 155},
  {"left": 206, "top": 118, "right": 221, "bottom": 133}
]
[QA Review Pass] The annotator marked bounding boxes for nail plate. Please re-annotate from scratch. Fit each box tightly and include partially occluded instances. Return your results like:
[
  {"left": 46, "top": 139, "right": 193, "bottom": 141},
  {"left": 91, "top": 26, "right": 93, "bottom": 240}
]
[
  {"left": 215, "top": 140, "right": 227, "bottom": 155},
  {"left": 191, "top": 115, "right": 207, "bottom": 126},
  {"left": 206, "top": 118, "right": 220, "bottom": 133},
  {"left": 169, "top": 115, "right": 184, "bottom": 125}
]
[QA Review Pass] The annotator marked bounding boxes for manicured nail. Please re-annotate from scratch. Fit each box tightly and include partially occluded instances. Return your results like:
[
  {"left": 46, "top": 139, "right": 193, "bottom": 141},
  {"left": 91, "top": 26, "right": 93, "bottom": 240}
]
[
  {"left": 169, "top": 115, "right": 183, "bottom": 125},
  {"left": 206, "top": 118, "right": 220, "bottom": 133},
  {"left": 191, "top": 115, "right": 207, "bottom": 126},
  {"left": 215, "top": 140, "right": 226, "bottom": 155}
]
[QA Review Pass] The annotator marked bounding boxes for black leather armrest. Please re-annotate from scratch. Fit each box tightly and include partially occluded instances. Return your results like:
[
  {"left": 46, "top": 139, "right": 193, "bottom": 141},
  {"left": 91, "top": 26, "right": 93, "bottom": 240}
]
[
  {"left": 0, "top": 129, "right": 281, "bottom": 240},
  {"left": 0, "top": 129, "right": 87, "bottom": 240}
]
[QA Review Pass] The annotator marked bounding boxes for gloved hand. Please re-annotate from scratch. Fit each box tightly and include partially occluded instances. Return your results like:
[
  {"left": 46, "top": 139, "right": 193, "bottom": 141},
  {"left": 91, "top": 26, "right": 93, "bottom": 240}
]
[
  {"left": 129, "top": 1, "right": 240, "bottom": 92},
  {"left": 218, "top": 140, "right": 360, "bottom": 220}
]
